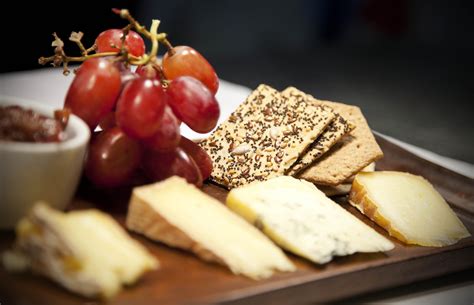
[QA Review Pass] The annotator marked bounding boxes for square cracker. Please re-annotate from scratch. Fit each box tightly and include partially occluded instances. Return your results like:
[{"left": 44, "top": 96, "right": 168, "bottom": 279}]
[
  {"left": 281, "top": 87, "right": 354, "bottom": 175},
  {"left": 297, "top": 101, "right": 383, "bottom": 186},
  {"left": 199, "top": 84, "right": 335, "bottom": 189},
  {"left": 315, "top": 162, "right": 376, "bottom": 196}
]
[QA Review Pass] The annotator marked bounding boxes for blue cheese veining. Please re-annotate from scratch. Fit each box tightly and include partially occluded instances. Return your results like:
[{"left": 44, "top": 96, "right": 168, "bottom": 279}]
[{"left": 226, "top": 176, "right": 394, "bottom": 264}]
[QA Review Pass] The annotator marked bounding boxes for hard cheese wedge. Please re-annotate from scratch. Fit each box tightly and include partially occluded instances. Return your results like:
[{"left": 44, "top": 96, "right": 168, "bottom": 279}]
[
  {"left": 3, "top": 203, "right": 159, "bottom": 299},
  {"left": 226, "top": 176, "right": 394, "bottom": 264},
  {"left": 126, "top": 176, "right": 295, "bottom": 279},
  {"left": 349, "top": 171, "right": 471, "bottom": 247}
]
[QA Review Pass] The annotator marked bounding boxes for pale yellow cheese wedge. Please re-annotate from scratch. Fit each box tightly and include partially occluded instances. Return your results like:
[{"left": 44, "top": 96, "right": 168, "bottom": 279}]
[
  {"left": 126, "top": 176, "right": 295, "bottom": 280},
  {"left": 3, "top": 203, "right": 159, "bottom": 299},
  {"left": 227, "top": 176, "right": 394, "bottom": 264},
  {"left": 349, "top": 171, "right": 471, "bottom": 247}
]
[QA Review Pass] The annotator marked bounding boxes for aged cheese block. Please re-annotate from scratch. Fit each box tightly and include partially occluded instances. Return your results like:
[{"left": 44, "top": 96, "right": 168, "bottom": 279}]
[
  {"left": 126, "top": 176, "right": 295, "bottom": 279},
  {"left": 226, "top": 176, "right": 394, "bottom": 264},
  {"left": 3, "top": 203, "right": 159, "bottom": 299},
  {"left": 349, "top": 171, "right": 471, "bottom": 247}
]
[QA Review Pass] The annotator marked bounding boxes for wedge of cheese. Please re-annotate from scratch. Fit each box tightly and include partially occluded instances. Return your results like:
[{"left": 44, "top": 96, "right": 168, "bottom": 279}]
[
  {"left": 126, "top": 176, "right": 295, "bottom": 279},
  {"left": 349, "top": 171, "right": 471, "bottom": 247},
  {"left": 3, "top": 202, "right": 159, "bottom": 299},
  {"left": 226, "top": 176, "right": 394, "bottom": 264}
]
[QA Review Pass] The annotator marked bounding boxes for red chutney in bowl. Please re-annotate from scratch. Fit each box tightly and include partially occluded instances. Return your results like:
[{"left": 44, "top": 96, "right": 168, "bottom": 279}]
[{"left": 0, "top": 105, "right": 70, "bottom": 143}]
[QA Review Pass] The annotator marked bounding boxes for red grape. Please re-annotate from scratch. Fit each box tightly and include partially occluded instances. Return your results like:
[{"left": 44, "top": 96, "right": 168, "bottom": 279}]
[
  {"left": 96, "top": 29, "right": 145, "bottom": 57},
  {"left": 120, "top": 70, "right": 139, "bottom": 86},
  {"left": 135, "top": 64, "right": 161, "bottom": 80},
  {"left": 179, "top": 136, "right": 213, "bottom": 180},
  {"left": 65, "top": 58, "right": 121, "bottom": 130},
  {"left": 143, "top": 106, "right": 181, "bottom": 151},
  {"left": 142, "top": 147, "right": 202, "bottom": 187},
  {"left": 98, "top": 112, "right": 116, "bottom": 130},
  {"left": 115, "top": 62, "right": 139, "bottom": 86},
  {"left": 163, "top": 46, "right": 219, "bottom": 94},
  {"left": 116, "top": 77, "right": 166, "bottom": 139},
  {"left": 167, "top": 76, "right": 220, "bottom": 133},
  {"left": 85, "top": 127, "right": 143, "bottom": 188}
]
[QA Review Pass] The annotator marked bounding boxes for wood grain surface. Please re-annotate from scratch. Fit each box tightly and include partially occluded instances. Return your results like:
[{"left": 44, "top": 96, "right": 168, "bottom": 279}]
[{"left": 1, "top": 135, "right": 473, "bottom": 305}]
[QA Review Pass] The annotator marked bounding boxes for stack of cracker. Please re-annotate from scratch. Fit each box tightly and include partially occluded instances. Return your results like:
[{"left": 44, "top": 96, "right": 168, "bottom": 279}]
[{"left": 199, "top": 84, "right": 383, "bottom": 194}]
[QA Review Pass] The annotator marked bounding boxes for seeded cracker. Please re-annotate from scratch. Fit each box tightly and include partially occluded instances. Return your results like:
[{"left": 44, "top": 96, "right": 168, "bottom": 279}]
[
  {"left": 199, "top": 84, "right": 335, "bottom": 189},
  {"left": 298, "top": 101, "right": 383, "bottom": 186},
  {"left": 281, "top": 87, "right": 354, "bottom": 175}
]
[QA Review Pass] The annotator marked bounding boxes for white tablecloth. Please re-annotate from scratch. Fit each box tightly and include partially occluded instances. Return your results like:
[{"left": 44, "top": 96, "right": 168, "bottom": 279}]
[{"left": 0, "top": 68, "right": 473, "bottom": 304}]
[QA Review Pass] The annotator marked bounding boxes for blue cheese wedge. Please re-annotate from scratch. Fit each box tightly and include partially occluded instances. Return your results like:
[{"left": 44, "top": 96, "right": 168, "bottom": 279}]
[
  {"left": 126, "top": 176, "right": 295, "bottom": 279},
  {"left": 3, "top": 203, "right": 159, "bottom": 299},
  {"left": 227, "top": 176, "right": 394, "bottom": 264}
]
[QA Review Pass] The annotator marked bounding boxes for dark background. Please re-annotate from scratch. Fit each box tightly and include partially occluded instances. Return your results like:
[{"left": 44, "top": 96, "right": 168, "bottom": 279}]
[{"left": 2, "top": 0, "right": 474, "bottom": 163}]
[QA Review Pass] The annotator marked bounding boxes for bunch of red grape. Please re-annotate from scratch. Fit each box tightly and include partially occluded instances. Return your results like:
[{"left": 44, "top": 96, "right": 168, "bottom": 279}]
[{"left": 64, "top": 28, "right": 218, "bottom": 188}]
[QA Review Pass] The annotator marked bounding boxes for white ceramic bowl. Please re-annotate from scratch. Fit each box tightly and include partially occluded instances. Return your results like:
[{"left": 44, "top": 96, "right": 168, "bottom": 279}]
[{"left": 0, "top": 97, "right": 90, "bottom": 229}]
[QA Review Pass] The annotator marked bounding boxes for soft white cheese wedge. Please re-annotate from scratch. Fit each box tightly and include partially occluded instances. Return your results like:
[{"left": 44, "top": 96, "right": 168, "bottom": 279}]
[
  {"left": 226, "top": 176, "right": 394, "bottom": 264},
  {"left": 126, "top": 176, "right": 295, "bottom": 280},
  {"left": 349, "top": 171, "right": 471, "bottom": 247},
  {"left": 3, "top": 203, "right": 159, "bottom": 299}
]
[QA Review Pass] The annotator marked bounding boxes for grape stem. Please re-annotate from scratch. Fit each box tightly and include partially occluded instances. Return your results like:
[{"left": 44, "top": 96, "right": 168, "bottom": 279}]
[
  {"left": 152, "top": 62, "right": 170, "bottom": 87},
  {"left": 113, "top": 8, "right": 151, "bottom": 39},
  {"left": 113, "top": 9, "right": 174, "bottom": 54},
  {"left": 85, "top": 44, "right": 98, "bottom": 55},
  {"left": 69, "top": 32, "right": 87, "bottom": 55},
  {"left": 132, "top": 19, "right": 160, "bottom": 66},
  {"left": 39, "top": 51, "right": 128, "bottom": 75},
  {"left": 119, "top": 24, "right": 132, "bottom": 55},
  {"left": 39, "top": 8, "right": 171, "bottom": 73},
  {"left": 161, "top": 38, "right": 175, "bottom": 56}
]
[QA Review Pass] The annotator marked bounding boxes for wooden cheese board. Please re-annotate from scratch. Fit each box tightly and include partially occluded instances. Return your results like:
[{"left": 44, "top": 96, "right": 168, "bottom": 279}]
[{"left": 1, "top": 135, "right": 473, "bottom": 305}]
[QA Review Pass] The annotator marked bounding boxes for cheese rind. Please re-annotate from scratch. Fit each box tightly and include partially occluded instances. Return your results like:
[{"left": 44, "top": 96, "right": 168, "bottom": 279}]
[
  {"left": 226, "top": 176, "right": 394, "bottom": 264},
  {"left": 349, "top": 171, "right": 471, "bottom": 247},
  {"left": 126, "top": 176, "right": 295, "bottom": 279},
  {"left": 5, "top": 203, "right": 159, "bottom": 299}
]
